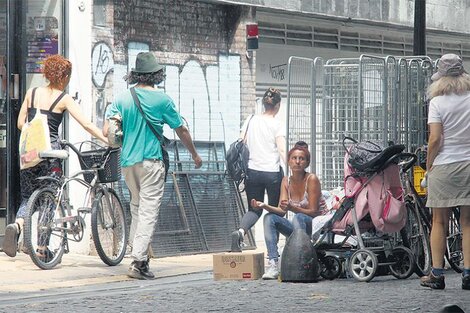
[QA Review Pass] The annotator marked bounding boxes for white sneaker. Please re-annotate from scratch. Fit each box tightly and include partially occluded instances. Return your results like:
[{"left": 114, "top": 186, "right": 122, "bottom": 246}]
[{"left": 262, "top": 259, "right": 279, "bottom": 280}]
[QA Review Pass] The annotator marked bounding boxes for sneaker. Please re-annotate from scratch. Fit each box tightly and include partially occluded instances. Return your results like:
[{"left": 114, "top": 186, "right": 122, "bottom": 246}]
[
  {"left": 420, "top": 272, "right": 445, "bottom": 290},
  {"left": 127, "top": 260, "right": 155, "bottom": 280},
  {"left": 2, "top": 223, "right": 20, "bottom": 257},
  {"left": 230, "top": 230, "right": 243, "bottom": 252},
  {"left": 462, "top": 275, "right": 470, "bottom": 290},
  {"left": 262, "top": 259, "right": 279, "bottom": 280}
]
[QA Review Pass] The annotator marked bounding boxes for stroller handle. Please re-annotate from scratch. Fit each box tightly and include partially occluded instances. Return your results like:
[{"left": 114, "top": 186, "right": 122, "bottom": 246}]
[{"left": 396, "top": 152, "right": 418, "bottom": 173}]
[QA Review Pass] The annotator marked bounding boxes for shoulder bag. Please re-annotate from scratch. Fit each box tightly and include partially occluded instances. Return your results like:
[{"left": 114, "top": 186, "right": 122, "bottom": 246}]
[{"left": 130, "top": 87, "right": 172, "bottom": 182}]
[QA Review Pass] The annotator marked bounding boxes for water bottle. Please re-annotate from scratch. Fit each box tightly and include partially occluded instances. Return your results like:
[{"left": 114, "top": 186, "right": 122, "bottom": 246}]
[{"left": 420, "top": 171, "right": 427, "bottom": 188}]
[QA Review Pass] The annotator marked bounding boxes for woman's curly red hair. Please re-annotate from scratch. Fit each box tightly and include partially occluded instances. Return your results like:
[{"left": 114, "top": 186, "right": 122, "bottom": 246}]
[{"left": 42, "top": 55, "right": 72, "bottom": 87}]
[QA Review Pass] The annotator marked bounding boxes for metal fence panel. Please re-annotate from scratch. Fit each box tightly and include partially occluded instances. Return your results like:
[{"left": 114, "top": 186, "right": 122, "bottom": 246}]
[
  {"left": 287, "top": 54, "right": 434, "bottom": 190},
  {"left": 115, "top": 141, "right": 255, "bottom": 258}
]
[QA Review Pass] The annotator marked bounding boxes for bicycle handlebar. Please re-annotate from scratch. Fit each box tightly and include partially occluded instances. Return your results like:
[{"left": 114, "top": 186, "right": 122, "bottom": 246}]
[
  {"left": 38, "top": 149, "right": 69, "bottom": 160},
  {"left": 60, "top": 140, "right": 114, "bottom": 169}
]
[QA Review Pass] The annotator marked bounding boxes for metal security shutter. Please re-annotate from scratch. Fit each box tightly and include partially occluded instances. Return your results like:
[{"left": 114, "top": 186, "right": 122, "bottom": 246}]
[
  {"left": 257, "top": 12, "right": 470, "bottom": 61},
  {"left": 115, "top": 141, "right": 256, "bottom": 257}
]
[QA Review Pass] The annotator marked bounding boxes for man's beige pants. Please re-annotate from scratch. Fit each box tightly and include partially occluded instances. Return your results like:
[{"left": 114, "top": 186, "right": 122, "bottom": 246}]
[{"left": 122, "top": 160, "right": 165, "bottom": 262}]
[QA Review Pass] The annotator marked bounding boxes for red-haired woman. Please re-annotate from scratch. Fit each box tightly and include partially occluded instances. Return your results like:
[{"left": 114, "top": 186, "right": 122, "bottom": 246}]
[
  {"left": 2, "top": 54, "right": 107, "bottom": 259},
  {"left": 251, "top": 141, "right": 325, "bottom": 279}
]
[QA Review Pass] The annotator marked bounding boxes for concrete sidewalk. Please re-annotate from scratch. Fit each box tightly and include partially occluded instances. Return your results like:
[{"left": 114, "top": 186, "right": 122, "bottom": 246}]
[{"left": 0, "top": 251, "right": 214, "bottom": 293}]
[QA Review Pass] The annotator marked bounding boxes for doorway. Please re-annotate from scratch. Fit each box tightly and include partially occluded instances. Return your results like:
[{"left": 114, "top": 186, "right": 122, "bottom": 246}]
[{"left": 0, "top": 0, "right": 65, "bottom": 245}]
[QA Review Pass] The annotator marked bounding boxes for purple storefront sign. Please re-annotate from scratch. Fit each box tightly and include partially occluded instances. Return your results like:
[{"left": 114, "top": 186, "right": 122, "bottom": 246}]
[{"left": 26, "top": 16, "right": 59, "bottom": 73}]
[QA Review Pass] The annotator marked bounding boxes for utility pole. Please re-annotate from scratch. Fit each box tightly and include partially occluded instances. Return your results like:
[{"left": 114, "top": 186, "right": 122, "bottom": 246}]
[{"left": 413, "top": 0, "right": 426, "bottom": 55}]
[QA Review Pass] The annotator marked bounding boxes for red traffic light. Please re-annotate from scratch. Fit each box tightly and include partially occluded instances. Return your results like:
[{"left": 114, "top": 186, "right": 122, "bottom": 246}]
[{"left": 246, "top": 23, "right": 258, "bottom": 37}]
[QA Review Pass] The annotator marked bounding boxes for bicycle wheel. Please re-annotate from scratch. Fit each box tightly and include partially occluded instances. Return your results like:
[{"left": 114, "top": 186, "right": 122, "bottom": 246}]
[
  {"left": 388, "top": 246, "right": 415, "bottom": 279},
  {"left": 24, "top": 188, "right": 66, "bottom": 270},
  {"left": 91, "top": 188, "right": 128, "bottom": 266},
  {"left": 400, "top": 201, "right": 431, "bottom": 277},
  {"left": 446, "top": 209, "right": 463, "bottom": 273}
]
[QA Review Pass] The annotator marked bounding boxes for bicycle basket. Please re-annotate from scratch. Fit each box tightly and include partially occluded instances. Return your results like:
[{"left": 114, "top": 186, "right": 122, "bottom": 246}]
[{"left": 79, "top": 148, "right": 121, "bottom": 184}]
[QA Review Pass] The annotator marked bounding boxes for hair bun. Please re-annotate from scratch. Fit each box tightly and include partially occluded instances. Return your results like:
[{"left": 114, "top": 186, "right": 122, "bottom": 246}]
[{"left": 294, "top": 141, "right": 308, "bottom": 149}]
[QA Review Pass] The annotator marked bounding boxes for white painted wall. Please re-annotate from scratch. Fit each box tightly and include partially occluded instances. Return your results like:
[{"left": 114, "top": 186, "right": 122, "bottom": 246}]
[
  {"left": 67, "top": 0, "right": 94, "bottom": 254},
  {"left": 113, "top": 51, "right": 242, "bottom": 145}
]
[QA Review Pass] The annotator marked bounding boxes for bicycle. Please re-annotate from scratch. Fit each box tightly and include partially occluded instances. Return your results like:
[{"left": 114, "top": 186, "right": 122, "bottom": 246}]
[
  {"left": 398, "top": 152, "right": 432, "bottom": 277},
  {"left": 23, "top": 140, "right": 128, "bottom": 270},
  {"left": 400, "top": 147, "right": 464, "bottom": 274},
  {"left": 446, "top": 207, "right": 463, "bottom": 273},
  {"left": 413, "top": 145, "right": 464, "bottom": 273}
]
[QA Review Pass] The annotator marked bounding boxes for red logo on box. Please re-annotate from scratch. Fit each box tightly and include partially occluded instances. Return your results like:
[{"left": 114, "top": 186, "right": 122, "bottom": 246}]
[{"left": 242, "top": 273, "right": 252, "bottom": 278}]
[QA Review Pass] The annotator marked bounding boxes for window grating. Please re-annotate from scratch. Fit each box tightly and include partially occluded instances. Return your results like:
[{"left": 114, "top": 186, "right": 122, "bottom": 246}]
[
  {"left": 258, "top": 21, "right": 470, "bottom": 60},
  {"left": 115, "top": 141, "right": 256, "bottom": 257}
]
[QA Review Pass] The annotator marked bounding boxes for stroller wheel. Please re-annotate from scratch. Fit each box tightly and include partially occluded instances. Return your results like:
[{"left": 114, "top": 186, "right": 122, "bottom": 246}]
[
  {"left": 388, "top": 246, "right": 415, "bottom": 279},
  {"left": 349, "top": 249, "right": 378, "bottom": 282},
  {"left": 320, "top": 255, "right": 342, "bottom": 280}
]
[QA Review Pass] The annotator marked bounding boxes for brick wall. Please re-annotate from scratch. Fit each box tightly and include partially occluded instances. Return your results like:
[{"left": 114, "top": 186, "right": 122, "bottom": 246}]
[{"left": 92, "top": 0, "right": 257, "bottom": 143}]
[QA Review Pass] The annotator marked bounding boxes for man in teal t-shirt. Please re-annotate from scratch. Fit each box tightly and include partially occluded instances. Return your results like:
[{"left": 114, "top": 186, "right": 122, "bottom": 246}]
[{"left": 103, "top": 52, "right": 202, "bottom": 280}]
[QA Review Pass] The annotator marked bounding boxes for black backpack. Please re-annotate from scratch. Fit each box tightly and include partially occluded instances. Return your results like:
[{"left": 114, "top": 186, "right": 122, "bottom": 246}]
[{"left": 226, "top": 115, "right": 253, "bottom": 192}]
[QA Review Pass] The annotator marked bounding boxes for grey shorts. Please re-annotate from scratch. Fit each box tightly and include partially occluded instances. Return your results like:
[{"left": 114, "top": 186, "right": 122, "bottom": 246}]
[{"left": 426, "top": 160, "right": 470, "bottom": 208}]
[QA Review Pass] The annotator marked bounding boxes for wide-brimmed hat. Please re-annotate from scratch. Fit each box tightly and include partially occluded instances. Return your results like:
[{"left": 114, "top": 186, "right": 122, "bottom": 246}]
[
  {"left": 432, "top": 53, "right": 466, "bottom": 81},
  {"left": 132, "top": 52, "right": 165, "bottom": 73}
]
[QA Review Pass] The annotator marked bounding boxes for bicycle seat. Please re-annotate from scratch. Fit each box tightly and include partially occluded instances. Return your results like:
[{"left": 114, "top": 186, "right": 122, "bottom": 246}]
[{"left": 39, "top": 150, "right": 69, "bottom": 160}]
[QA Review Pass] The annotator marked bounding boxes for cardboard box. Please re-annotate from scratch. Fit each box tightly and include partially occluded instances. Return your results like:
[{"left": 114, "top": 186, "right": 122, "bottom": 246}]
[{"left": 213, "top": 251, "right": 264, "bottom": 281}]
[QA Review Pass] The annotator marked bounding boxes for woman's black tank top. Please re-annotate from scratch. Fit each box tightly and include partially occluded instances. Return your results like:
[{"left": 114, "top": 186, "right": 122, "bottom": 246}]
[{"left": 27, "top": 87, "right": 66, "bottom": 142}]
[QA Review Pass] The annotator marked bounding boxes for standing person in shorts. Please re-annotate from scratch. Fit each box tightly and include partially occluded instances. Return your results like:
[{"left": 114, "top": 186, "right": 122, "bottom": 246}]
[{"left": 420, "top": 53, "right": 470, "bottom": 290}]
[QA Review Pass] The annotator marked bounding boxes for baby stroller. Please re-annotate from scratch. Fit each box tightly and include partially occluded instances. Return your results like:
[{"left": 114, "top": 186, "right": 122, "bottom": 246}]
[{"left": 315, "top": 137, "right": 415, "bottom": 282}]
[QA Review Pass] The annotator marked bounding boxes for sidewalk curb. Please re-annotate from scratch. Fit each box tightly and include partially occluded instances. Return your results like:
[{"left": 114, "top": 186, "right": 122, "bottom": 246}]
[{"left": 0, "top": 252, "right": 213, "bottom": 293}]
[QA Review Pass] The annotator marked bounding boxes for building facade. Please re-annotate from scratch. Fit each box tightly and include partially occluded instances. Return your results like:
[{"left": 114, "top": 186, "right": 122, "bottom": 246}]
[{"left": 1, "top": 0, "right": 470, "bottom": 253}]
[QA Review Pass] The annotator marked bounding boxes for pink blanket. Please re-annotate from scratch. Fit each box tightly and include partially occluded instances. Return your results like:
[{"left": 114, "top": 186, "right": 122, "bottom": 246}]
[{"left": 333, "top": 154, "right": 406, "bottom": 234}]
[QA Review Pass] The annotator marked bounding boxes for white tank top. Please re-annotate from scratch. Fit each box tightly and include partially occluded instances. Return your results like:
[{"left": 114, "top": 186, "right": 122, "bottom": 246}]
[{"left": 241, "top": 114, "right": 285, "bottom": 172}]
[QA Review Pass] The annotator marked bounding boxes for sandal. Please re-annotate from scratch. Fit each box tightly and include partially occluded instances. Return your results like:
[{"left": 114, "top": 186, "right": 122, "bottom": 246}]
[
  {"left": 36, "top": 248, "right": 55, "bottom": 262},
  {"left": 2, "top": 223, "right": 20, "bottom": 257}
]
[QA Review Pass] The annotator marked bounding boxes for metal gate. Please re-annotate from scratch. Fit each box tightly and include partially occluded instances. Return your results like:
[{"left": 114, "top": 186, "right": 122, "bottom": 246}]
[
  {"left": 115, "top": 141, "right": 256, "bottom": 257},
  {"left": 286, "top": 54, "right": 434, "bottom": 189}
]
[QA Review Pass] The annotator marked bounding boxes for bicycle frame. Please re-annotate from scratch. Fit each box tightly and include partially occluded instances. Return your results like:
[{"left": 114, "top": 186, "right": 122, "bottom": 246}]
[
  {"left": 24, "top": 141, "right": 127, "bottom": 270},
  {"left": 37, "top": 143, "right": 117, "bottom": 245}
]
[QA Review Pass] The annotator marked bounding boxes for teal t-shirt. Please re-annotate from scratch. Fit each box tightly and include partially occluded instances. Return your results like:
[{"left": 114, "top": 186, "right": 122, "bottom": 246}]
[{"left": 105, "top": 88, "right": 183, "bottom": 167}]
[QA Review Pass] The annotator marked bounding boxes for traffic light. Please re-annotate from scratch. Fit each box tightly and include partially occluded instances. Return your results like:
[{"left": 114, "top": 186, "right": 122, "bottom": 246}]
[{"left": 246, "top": 23, "right": 259, "bottom": 51}]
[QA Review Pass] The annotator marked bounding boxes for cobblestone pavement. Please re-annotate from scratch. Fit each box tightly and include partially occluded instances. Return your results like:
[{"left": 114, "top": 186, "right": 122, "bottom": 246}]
[{"left": 1, "top": 271, "right": 468, "bottom": 313}]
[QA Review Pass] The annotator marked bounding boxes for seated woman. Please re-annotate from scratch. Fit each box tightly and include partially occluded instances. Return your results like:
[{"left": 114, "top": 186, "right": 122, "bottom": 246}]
[{"left": 251, "top": 141, "right": 326, "bottom": 280}]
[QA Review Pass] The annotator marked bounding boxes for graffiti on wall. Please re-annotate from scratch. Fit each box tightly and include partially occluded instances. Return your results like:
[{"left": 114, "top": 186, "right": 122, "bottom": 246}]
[
  {"left": 96, "top": 42, "right": 242, "bottom": 144},
  {"left": 92, "top": 42, "right": 114, "bottom": 89},
  {"left": 269, "top": 63, "right": 287, "bottom": 81},
  {"left": 163, "top": 57, "right": 241, "bottom": 142},
  {"left": 92, "top": 42, "right": 115, "bottom": 128}
]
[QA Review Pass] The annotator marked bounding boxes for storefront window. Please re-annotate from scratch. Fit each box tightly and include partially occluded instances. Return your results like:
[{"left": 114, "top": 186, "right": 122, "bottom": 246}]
[
  {"left": 0, "top": 0, "right": 64, "bottom": 239},
  {"left": 25, "top": 0, "right": 63, "bottom": 89}
]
